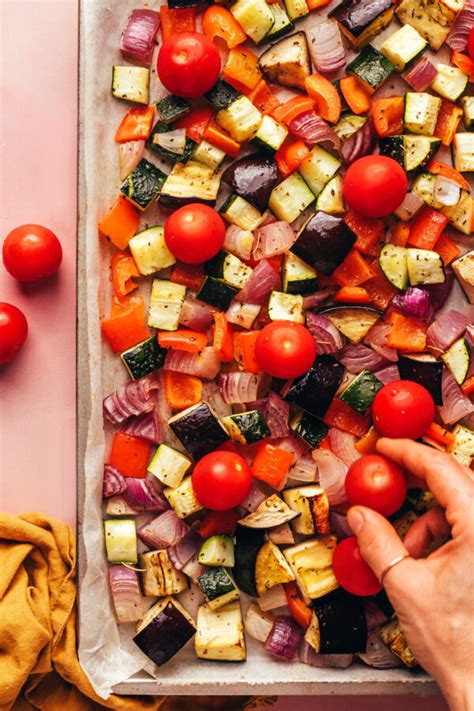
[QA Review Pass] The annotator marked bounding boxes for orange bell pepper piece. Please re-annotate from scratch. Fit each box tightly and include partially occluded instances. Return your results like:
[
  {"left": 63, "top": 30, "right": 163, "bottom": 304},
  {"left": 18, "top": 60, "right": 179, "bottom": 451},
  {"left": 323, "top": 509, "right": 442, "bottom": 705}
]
[
  {"left": 387, "top": 311, "right": 427, "bottom": 352},
  {"left": 307, "top": 0, "right": 331, "bottom": 8},
  {"left": 340, "top": 76, "right": 372, "bottom": 115},
  {"left": 233, "top": 331, "right": 262, "bottom": 373},
  {"left": 334, "top": 286, "right": 371, "bottom": 304},
  {"left": 98, "top": 195, "right": 140, "bottom": 251},
  {"left": 101, "top": 295, "right": 149, "bottom": 353},
  {"left": 324, "top": 399, "right": 371, "bottom": 437},
  {"left": 434, "top": 232, "right": 461, "bottom": 267},
  {"left": 408, "top": 207, "right": 449, "bottom": 250},
  {"left": 332, "top": 250, "right": 376, "bottom": 287},
  {"left": 203, "top": 118, "right": 241, "bottom": 158},
  {"left": 171, "top": 262, "right": 204, "bottom": 291},
  {"left": 305, "top": 74, "right": 342, "bottom": 124},
  {"left": 428, "top": 161, "right": 470, "bottom": 191},
  {"left": 450, "top": 51, "right": 474, "bottom": 81},
  {"left": 461, "top": 376, "right": 474, "bottom": 398},
  {"left": 371, "top": 96, "right": 404, "bottom": 137},
  {"left": 246, "top": 79, "right": 281, "bottom": 115},
  {"left": 223, "top": 47, "right": 262, "bottom": 93},
  {"left": 275, "top": 139, "right": 311, "bottom": 177},
  {"left": 273, "top": 95, "right": 315, "bottom": 126},
  {"left": 285, "top": 582, "right": 312, "bottom": 629},
  {"left": 251, "top": 442, "right": 293, "bottom": 489},
  {"left": 355, "top": 427, "right": 380, "bottom": 454},
  {"left": 158, "top": 329, "right": 208, "bottom": 353},
  {"left": 111, "top": 251, "right": 139, "bottom": 299},
  {"left": 344, "top": 210, "right": 385, "bottom": 255},
  {"left": 108, "top": 432, "right": 151, "bottom": 479},
  {"left": 174, "top": 105, "right": 213, "bottom": 143},
  {"left": 213, "top": 312, "right": 234, "bottom": 362},
  {"left": 389, "top": 222, "right": 411, "bottom": 247},
  {"left": 163, "top": 370, "right": 203, "bottom": 410},
  {"left": 424, "top": 422, "right": 456, "bottom": 448},
  {"left": 202, "top": 5, "right": 247, "bottom": 49},
  {"left": 160, "top": 6, "right": 196, "bottom": 41},
  {"left": 115, "top": 106, "right": 155, "bottom": 143},
  {"left": 434, "top": 100, "right": 463, "bottom": 146}
]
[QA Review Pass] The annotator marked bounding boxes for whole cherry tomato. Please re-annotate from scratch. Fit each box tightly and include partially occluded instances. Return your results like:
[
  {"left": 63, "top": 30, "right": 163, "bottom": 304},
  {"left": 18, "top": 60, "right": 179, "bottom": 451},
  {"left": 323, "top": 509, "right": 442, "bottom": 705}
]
[
  {"left": 255, "top": 321, "right": 317, "bottom": 379},
  {"left": 3, "top": 224, "right": 62, "bottom": 282},
  {"left": 0, "top": 303, "right": 28, "bottom": 365},
  {"left": 345, "top": 454, "right": 407, "bottom": 517},
  {"left": 343, "top": 156, "right": 408, "bottom": 218},
  {"left": 192, "top": 451, "right": 253, "bottom": 510},
  {"left": 157, "top": 32, "right": 221, "bottom": 98},
  {"left": 332, "top": 536, "right": 382, "bottom": 596},
  {"left": 372, "top": 380, "right": 435, "bottom": 440},
  {"left": 164, "top": 204, "right": 225, "bottom": 264}
]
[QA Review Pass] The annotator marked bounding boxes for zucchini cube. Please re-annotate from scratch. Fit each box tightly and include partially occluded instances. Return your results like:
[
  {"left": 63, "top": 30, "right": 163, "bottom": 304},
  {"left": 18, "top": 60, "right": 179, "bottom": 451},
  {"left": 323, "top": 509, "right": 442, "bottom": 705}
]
[
  {"left": 112, "top": 66, "right": 149, "bottom": 105},
  {"left": 129, "top": 226, "right": 176, "bottom": 275},
  {"left": 380, "top": 24, "right": 426, "bottom": 71},
  {"left": 120, "top": 158, "right": 167, "bottom": 211},
  {"left": 339, "top": 370, "right": 383, "bottom": 414},
  {"left": 347, "top": 45, "right": 395, "bottom": 93},
  {"left": 121, "top": 336, "right": 166, "bottom": 380}
]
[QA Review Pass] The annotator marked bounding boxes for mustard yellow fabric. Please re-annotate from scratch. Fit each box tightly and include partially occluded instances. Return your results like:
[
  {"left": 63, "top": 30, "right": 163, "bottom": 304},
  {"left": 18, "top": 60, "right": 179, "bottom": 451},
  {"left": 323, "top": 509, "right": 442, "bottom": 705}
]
[{"left": 0, "top": 513, "right": 273, "bottom": 711}]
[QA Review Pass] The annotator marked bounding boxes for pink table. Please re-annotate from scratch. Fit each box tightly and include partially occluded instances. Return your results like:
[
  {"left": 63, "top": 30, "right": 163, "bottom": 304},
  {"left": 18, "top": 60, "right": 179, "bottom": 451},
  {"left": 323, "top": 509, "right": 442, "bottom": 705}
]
[{"left": 0, "top": 2, "right": 447, "bottom": 709}]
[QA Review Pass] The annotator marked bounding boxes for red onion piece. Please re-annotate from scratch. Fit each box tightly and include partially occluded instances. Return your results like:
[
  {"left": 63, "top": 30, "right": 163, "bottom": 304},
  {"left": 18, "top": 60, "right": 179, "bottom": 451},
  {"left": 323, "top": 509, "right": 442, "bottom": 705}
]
[
  {"left": 265, "top": 391, "right": 290, "bottom": 438},
  {"left": 246, "top": 604, "right": 274, "bottom": 643},
  {"left": 237, "top": 259, "right": 281, "bottom": 303},
  {"left": 108, "top": 565, "right": 143, "bottom": 623},
  {"left": 373, "top": 365, "right": 400, "bottom": 385},
  {"left": 224, "top": 224, "right": 254, "bottom": 260},
  {"left": 359, "top": 631, "right": 402, "bottom": 669},
  {"left": 257, "top": 584, "right": 288, "bottom": 612},
  {"left": 179, "top": 297, "right": 214, "bottom": 331},
  {"left": 122, "top": 478, "right": 168, "bottom": 512},
  {"left": 105, "top": 495, "right": 138, "bottom": 516},
  {"left": 364, "top": 600, "right": 388, "bottom": 632},
  {"left": 168, "top": 527, "right": 202, "bottom": 570},
  {"left": 303, "top": 289, "right": 335, "bottom": 310},
  {"left": 164, "top": 346, "right": 220, "bottom": 379},
  {"left": 138, "top": 509, "right": 189, "bottom": 549},
  {"left": 391, "top": 288, "right": 432, "bottom": 321},
  {"left": 181, "top": 555, "right": 207, "bottom": 583},
  {"left": 103, "top": 374, "right": 159, "bottom": 425},
  {"left": 265, "top": 617, "right": 302, "bottom": 660},
  {"left": 402, "top": 56, "right": 437, "bottom": 92},
  {"left": 289, "top": 111, "right": 341, "bottom": 150},
  {"left": 120, "top": 9, "right": 160, "bottom": 66},
  {"left": 288, "top": 454, "right": 318, "bottom": 484},
  {"left": 220, "top": 371, "right": 269, "bottom": 404},
  {"left": 300, "top": 641, "right": 353, "bottom": 668},
  {"left": 306, "top": 312, "right": 345, "bottom": 354},
  {"left": 447, "top": 0, "right": 474, "bottom": 50},
  {"left": 226, "top": 301, "right": 260, "bottom": 329},
  {"left": 252, "top": 222, "right": 297, "bottom": 260},
  {"left": 365, "top": 323, "right": 399, "bottom": 363},
  {"left": 103, "top": 464, "right": 126, "bottom": 498},
  {"left": 119, "top": 140, "right": 145, "bottom": 181},
  {"left": 330, "top": 510, "right": 353, "bottom": 540},
  {"left": 273, "top": 433, "right": 309, "bottom": 464},
  {"left": 424, "top": 271, "right": 454, "bottom": 312},
  {"left": 312, "top": 448, "right": 348, "bottom": 505},
  {"left": 328, "top": 428, "right": 361, "bottom": 467},
  {"left": 307, "top": 19, "right": 346, "bottom": 74},
  {"left": 239, "top": 483, "right": 268, "bottom": 513},
  {"left": 393, "top": 192, "right": 424, "bottom": 221},
  {"left": 338, "top": 343, "right": 388, "bottom": 374},
  {"left": 120, "top": 410, "right": 162, "bottom": 444},
  {"left": 439, "top": 371, "right": 474, "bottom": 426},
  {"left": 341, "top": 117, "right": 377, "bottom": 165},
  {"left": 426, "top": 309, "right": 467, "bottom": 354}
]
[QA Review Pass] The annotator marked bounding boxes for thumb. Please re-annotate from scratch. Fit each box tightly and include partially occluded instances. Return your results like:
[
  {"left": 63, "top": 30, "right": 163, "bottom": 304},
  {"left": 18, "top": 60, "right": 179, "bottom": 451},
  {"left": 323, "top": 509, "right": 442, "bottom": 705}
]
[{"left": 347, "top": 506, "right": 414, "bottom": 590}]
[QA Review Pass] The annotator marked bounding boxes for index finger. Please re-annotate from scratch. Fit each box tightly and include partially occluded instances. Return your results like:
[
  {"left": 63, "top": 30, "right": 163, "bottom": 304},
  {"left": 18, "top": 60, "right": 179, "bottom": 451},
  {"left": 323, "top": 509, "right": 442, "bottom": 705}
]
[{"left": 376, "top": 438, "right": 472, "bottom": 513}]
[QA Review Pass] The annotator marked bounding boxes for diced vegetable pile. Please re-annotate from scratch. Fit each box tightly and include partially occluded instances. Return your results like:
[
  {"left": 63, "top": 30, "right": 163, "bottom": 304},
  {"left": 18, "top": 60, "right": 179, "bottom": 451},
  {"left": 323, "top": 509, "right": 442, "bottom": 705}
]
[{"left": 100, "top": 0, "right": 473, "bottom": 672}]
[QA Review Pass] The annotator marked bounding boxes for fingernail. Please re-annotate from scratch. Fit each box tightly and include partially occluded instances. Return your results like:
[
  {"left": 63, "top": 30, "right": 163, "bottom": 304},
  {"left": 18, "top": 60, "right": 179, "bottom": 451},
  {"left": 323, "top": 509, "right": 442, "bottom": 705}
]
[{"left": 347, "top": 508, "right": 365, "bottom": 535}]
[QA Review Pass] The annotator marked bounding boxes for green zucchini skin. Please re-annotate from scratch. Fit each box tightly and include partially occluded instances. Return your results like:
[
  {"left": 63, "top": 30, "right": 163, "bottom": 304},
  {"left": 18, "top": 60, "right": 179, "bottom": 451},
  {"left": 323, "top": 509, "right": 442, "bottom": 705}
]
[
  {"left": 197, "top": 276, "right": 239, "bottom": 310},
  {"left": 347, "top": 44, "right": 395, "bottom": 91},
  {"left": 339, "top": 370, "right": 383, "bottom": 414},
  {"left": 169, "top": 402, "right": 230, "bottom": 460},
  {"left": 293, "top": 213, "right": 356, "bottom": 276},
  {"left": 312, "top": 589, "right": 368, "bottom": 653},
  {"left": 233, "top": 526, "right": 266, "bottom": 597},
  {"left": 156, "top": 95, "right": 190, "bottom": 124},
  {"left": 205, "top": 80, "right": 241, "bottom": 110},
  {"left": 133, "top": 600, "right": 196, "bottom": 667},
  {"left": 120, "top": 158, "right": 167, "bottom": 210},
  {"left": 285, "top": 355, "right": 344, "bottom": 418},
  {"left": 148, "top": 121, "right": 196, "bottom": 163},
  {"left": 291, "top": 411, "right": 329, "bottom": 447},
  {"left": 397, "top": 355, "right": 443, "bottom": 405},
  {"left": 198, "top": 566, "right": 237, "bottom": 601},
  {"left": 121, "top": 336, "right": 166, "bottom": 380},
  {"left": 224, "top": 410, "right": 272, "bottom": 444}
]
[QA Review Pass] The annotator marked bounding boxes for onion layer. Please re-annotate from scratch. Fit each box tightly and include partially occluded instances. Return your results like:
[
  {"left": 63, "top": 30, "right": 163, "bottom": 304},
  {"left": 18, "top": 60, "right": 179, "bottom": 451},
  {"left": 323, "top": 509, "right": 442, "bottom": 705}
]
[{"left": 109, "top": 565, "right": 143, "bottom": 623}]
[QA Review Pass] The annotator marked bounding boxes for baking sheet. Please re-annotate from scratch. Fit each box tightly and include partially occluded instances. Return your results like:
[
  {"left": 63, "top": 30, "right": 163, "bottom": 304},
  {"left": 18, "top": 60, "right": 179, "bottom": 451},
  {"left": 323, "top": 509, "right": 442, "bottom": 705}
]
[{"left": 75, "top": 0, "right": 464, "bottom": 698}]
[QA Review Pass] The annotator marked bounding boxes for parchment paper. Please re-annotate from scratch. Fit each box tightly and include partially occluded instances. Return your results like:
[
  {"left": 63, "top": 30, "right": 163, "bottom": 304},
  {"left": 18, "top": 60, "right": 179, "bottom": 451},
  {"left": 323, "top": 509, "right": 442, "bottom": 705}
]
[{"left": 77, "top": 0, "right": 471, "bottom": 699}]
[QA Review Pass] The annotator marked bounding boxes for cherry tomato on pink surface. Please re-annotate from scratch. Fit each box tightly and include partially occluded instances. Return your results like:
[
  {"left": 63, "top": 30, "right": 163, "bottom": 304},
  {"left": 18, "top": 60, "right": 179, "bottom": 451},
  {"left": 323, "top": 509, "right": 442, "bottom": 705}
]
[
  {"left": 343, "top": 156, "right": 408, "bottom": 218},
  {"left": 3, "top": 224, "right": 62, "bottom": 282},
  {"left": 345, "top": 454, "right": 407, "bottom": 517},
  {"left": 157, "top": 32, "right": 221, "bottom": 98},
  {"left": 164, "top": 203, "right": 225, "bottom": 264},
  {"left": 332, "top": 536, "right": 382, "bottom": 596},
  {"left": 372, "top": 380, "right": 435, "bottom": 440},
  {"left": 255, "top": 321, "right": 317, "bottom": 379},
  {"left": 0, "top": 303, "right": 28, "bottom": 365},
  {"left": 192, "top": 451, "right": 253, "bottom": 510}
]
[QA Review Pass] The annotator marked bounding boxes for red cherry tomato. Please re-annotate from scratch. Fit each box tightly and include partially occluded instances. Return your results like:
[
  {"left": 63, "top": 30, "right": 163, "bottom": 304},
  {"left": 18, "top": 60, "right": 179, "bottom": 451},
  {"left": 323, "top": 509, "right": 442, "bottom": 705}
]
[
  {"left": 345, "top": 454, "right": 407, "bottom": 517},
  {"left": 157, "top": 32, "right": 221, "bottom": 98},
  {"left": 164, "top": 204, "right": 225, "bottom": 264},
  {"left": 468, "top": 27, "right": 474, "bottom": 59},
  {"left": 192, "top": 451, "right": 253, "bottom": 511},
  {"left": 0, "top": 303, "right": 28, "bottom": 365},
  {"left": 372, "top": 380, "right": 435, "bottom": 440},
  {"left": 255, "top": 321, "right": 317, "bottom": 379},
  {"left": 3, "top": 224, "right": 62, "bottom": 282},
  {"left": 332, "top": 536, "right": 382, "bottom": 596},
  {"left": 343, "top": 156, "right": 408, "bottom": 218}
]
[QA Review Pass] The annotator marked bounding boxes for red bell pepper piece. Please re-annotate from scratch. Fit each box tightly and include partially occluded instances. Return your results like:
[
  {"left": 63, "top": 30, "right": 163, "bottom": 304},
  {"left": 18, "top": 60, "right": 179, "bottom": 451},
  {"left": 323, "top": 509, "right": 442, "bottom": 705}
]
[
  {"left": 387, "top": 311, "right": 427, "bottom": 353},
  {"left": 251, "top": 442, "right": 294, "bottom": 489},
  {"left": 101, "top": 295, "right": 149, "bottom": 353},
  {"left": 245, "top": 79, "right": 281, "bottom": 115},
  {"left": 197, "top": 509, "right": 240, "bottom": 538},
  {"left": 163, "top": 371, "right": 203, "bottom": 410},
  {"left": 108, "top": 432, "right": 151, "bottom": 478},
  {"left": 334, "top": 286, "right": 371, "bottom": 304},
  {"left": 158, "top": 329, "right": 208, "bottom": 353},
  {"left": 408, "top": 207, "right": 449, "bottom": 250},
  {"left": 434, "top": 100, "right": 463, "bottom": 146},
  {"left": 98, "top": 195, "right": 140, "bottom": 250},
  {"left": 324, "top": 399, "right": 371, "bottom": 437},
  {"left": 202, "top": 5, "right": 247, "bottom": 48},
  {"left": 332, "top": 250, "right": 376, "bottom": 287},
  {"left": 111, "top": 251, "right": 139, "bottom": 299},
  {"left": 371, "top": 96, "right": 404, "bottom": 137},
  {"left": 174, "top": 105, "right": 213, "bottom": 143},
  {"left": 285, "top": 582, "right": 312, "bottom": 629},
  {"left": 344, "top": 210, "right": 385, "bottom": 256},
  {"left": 170, "top": 262, "right": 204, "bottom": 292},
  {"left": 115, "top": 106, "right": 155, "bottom": 143},
  {"left": 461, "top": 376, "right": 474, "bottom": 398},
  {"left": 275, "top": 139, "right": 311, "bottom": 177},
  {"left": 203, "top": 118, "right": 241, "bottom": 158},
  {"left": 424, "top": 422, "right": 456, "bottom": 448},
  {"left": 160, "top": 6, "right": 196, "bottom": 41},
  {"left": 434, "top": 232, "right": 461, "bottom": 267},
  {"left": 233, "top": 331, "right": 262, "bottom": 373}
]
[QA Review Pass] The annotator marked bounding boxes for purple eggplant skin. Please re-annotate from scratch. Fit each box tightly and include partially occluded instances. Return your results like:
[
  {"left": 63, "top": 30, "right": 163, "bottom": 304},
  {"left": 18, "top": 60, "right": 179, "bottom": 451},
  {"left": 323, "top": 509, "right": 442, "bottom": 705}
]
[
  {"left": 222, "top": 155, "right": 279, "bottom": 213},
  {"left": 133, "top": 600, "right": 196, "bottom": 667},
  {"left": 169, "top": 402, "right": 230, "bottom": 460},
  {"left": 285, "top": 355, "right": 344, "bottom": 419},
  {"left": 293, "top": 212, "right": 356, "bottom": 276},
  {"left": 312, "top": 589, "right": 368, "bottom": 654},
  {"left": 329, "top": 0, "right": 392, "bottom": 37}
]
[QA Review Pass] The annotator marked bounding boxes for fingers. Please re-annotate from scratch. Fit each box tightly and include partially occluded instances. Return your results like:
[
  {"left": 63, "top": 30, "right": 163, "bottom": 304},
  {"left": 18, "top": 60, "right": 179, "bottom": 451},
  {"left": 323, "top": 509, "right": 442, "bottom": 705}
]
[
  {"left": 376, "top": 438, "right": 471, "bottom": 513},
  {"left": 347, "top": 506, "right": 414, "bottom": 588},
  {"left": 403, "top": 507, "right": 451, "bottom": 559}
]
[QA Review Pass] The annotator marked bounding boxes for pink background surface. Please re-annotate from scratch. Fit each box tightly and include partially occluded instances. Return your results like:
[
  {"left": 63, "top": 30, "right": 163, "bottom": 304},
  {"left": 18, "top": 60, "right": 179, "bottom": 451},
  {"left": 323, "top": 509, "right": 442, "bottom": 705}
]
[{"left": 0, "top": 1, "right": 448, "bottom": 709}]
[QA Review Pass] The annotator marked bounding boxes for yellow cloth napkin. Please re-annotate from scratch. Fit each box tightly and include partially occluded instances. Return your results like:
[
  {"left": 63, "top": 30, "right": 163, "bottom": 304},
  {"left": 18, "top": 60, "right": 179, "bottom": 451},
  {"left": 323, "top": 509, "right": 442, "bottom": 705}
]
[{"left": 0, "top": 513, "right": 274, "bottom": 711}]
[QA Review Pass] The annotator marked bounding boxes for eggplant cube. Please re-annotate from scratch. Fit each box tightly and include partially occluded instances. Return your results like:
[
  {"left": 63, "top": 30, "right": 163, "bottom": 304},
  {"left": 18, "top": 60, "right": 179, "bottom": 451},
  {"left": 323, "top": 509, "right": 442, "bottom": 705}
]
[
  {"left": 283, "top": 536, "right": 339, "bottom": 603},
  {"left": 134, "top": 597, "right": 196, "bottom": 667},
  {"left": 169, "top": 402, "right": 230, "bottom": 460},
  {"left": 306, "top": 589, "right": 368, "bottom": 654},
  {"left": 329, "top": 0, "right": 394, "bottom": 50},
  {"left": 285, "top": 355, "right": 344, "bottom": 418},
  {"left": 282, "top": 485, "right": 330, "bottom": 536},
  {"left": 293, "top": 212, "right": 355, "bottom": 275}
]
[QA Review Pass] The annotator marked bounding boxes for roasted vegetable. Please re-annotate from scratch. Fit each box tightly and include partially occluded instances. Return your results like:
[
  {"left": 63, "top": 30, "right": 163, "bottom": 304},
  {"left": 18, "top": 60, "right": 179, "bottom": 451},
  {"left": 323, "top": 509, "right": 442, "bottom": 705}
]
[
  {"left": 195, "top": 601, "right": 246, "bottom": 661},
  {"left": 134, "top": 596, "right": 196, "bottom": 667},
  {"left": 233, "top": 525, "right": 266, "bottom": 597},
  {"left": 222, "top": 154, "right": 279, "bottom": 212},
  {"left": 285, "top": 355, "right": 344, "bottom": 418},
  {"left": 198, "top": 567, "right": 240, "bottom": 610},
  {"left": 305, "top": 589, "right": 367, "bottom": 654},
  {"left": 238, "top": 494, "right": 299, "bottom": 529},
  {"left": 318, "top": 306, "right": 381, "bottom": 344},
  {"left": 140, "top": 549, "right": 189, "bottom": 597},
  {"left": 258, "top": 32, "right": 311, "bottom": 91},
  {"left": 329, "top": 0, "right": 394, "bottom": 51},
  {"left": 283, "top": 537, "right": 339, "bottom": 603},
  {"left": 169, "top": 402, "right": 230, "bottom": 460},
  {"left": 255, "top": 540, "right": 296, "bottom": 595},
  {"left": 379, "top": 617, "right": 417, "bottom": 667},
  {"left": 282, "top": 485, "right": 330, "bottom": 536},
  {"left": 397, "top": 354, "right": 443, "bottom": 405},
  {"left": 163, "top": 476, "right": 204, "bottom": 519},
  {"left": 293, "top": 212, "right": 356, "bottom": 276}
]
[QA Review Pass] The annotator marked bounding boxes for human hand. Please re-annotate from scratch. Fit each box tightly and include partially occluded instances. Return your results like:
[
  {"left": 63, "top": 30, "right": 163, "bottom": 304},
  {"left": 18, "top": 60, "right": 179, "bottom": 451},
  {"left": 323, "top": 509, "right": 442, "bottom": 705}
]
[{"left": 347, "top": 438, "right": 474, "bottom": 711}]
